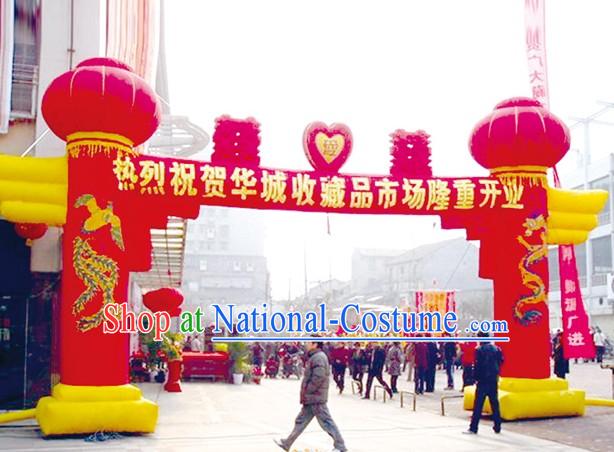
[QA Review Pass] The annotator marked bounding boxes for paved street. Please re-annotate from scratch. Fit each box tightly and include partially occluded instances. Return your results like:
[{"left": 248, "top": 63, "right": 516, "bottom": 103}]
[{"left": 1, "top": 361, "right": 612, "bottom": 451}]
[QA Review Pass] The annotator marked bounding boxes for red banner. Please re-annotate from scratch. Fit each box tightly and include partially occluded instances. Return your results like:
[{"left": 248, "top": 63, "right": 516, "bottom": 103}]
[
  {"left": 558, "top": 246, "right": 596, "bottom": 359},
  {"left": 524, "top": 0, "right": 549, "bottom": 107}
]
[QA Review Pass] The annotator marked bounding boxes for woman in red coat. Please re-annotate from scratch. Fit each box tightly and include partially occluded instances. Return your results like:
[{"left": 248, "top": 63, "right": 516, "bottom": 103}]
[
  {"left": 414, "top": 337, "right": 428, "bottom": 394},
  {"left": 460, "top": 341, "right": 477, "bottom": 389}
]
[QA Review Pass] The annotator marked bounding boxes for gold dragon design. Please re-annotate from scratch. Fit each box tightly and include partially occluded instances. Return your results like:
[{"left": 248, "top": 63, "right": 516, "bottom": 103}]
[
  {"left": 72, "top": 236, "right": 119, "bottom": 331},
  {"left": 72, "top": 194, "right": 123, "bottom": 332},
  {"left": 515, "top": 214, "right": 548, "bottom": 325}
]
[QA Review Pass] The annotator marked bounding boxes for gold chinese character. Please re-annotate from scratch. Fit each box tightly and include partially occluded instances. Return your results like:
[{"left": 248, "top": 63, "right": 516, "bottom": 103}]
[
  {"left": 261, "top": 170, "right": 287, "bottom": 203},
  {"left": 112, "top": 155, "right": 138, "bottom": 191},
  {"left": 349, "top": 177, "right": 373, "bottom": 209},
  {"left": 427, "top": 179, "right": 451, "bottom": 211},
  {"left": 502, "top": 180, "right": 525, "bottom": 209},
  {"left": 230, "top": 168, "right": 257, "bottom": 200},
  {"left": 200, "top": 165, "right": 227, "bottom": 198},
  {"left": 453, "top": 179, "right": 475, "bottom": 209},
  {"left": 139, "top": 160, "right": 165, "bottom": 195},
  {"left": 292, "top": 173, "right": 316, "bottom": 206},
  {"left": 375, "top": 178, "right": 399, "bottom": 209},
  {"left": 169, "top": 162, "right": 197, "bottom": 196},
  {"left": 320, "top": 176, "right": 346, "bottom": 209},
  {"left": 401, "top": 179, "right": 426, "bottom": 209},
  {"left": 479, "top": 179, "right": 502, "bottom": 208}
]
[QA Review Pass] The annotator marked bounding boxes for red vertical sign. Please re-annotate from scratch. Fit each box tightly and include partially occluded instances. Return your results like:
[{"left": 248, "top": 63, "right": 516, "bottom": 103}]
[
  {"left": 558, "top": 246, "right": 596, "bottom": 359},
  {"left": 525, "top": 0, "right": 595, "bottom": 360}
]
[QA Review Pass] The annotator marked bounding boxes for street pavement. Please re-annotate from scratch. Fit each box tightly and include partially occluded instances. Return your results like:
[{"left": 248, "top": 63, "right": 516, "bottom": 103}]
[
  {"left": 0, "top": 363, "right": 614, "bottom": 452},
  {"left": 0, "top": 361, "right": 611, "bottom": 451}
]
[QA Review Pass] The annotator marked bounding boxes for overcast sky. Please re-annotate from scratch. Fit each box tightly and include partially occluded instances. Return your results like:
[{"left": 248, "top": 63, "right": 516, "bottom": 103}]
[{"left": 165, "top": 1, "right": 614, "bottom": 299}]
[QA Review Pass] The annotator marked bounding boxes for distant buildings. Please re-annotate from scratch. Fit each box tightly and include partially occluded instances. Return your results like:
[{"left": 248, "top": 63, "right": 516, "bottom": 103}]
[
  {"left": 182, "top": 207, "right": 270, "bottom": 312},
  {"left": 351, "top": 249, "right": 406, "bottom": 296},
  {"left": 292, "top": 239, "right": 494, "bottom": 327}
]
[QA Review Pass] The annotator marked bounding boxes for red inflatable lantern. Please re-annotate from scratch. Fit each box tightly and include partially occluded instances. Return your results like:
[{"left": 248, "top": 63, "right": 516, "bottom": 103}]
[
  {"left": 41, "top": 57, "right": 161, "bottom": 147},
  {"left": 470, "top": 97, "right": 569, "bottom": 174},
  {"left": 14, "top": 222, "right": 48, "bottom": 245},
  {"left": 143, "top": 287, "right": 184, "bottom": 317}
]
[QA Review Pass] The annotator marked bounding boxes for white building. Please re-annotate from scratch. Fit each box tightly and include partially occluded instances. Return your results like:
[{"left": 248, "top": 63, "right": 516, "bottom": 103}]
[{"left": 548, "top": 114, "right": 614, "bottom": 339}]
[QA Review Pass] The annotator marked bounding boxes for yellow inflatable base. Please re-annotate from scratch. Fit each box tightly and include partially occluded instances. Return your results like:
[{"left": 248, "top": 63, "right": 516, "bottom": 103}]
[
  {"left": 36, "top": 383, "right": 158, "bottom": 436},
  {"left": 463, "top": 377, "right": 585, "bottom": 421}
]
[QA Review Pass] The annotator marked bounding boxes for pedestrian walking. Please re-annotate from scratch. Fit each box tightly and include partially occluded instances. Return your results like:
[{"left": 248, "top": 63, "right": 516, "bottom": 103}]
[
  {"left": 404, "top": 341, "right": 415, "bottom": 382},
  {"left": 363, "top": 343, "right": 393, "bottom": 400},
  {"left": 593, "top": 328, "right": 606, "bottom": 363},
  {"left": 425, "top": 338, "right": 439, "bottom": 392},
  {"left": 464, "top": 332, "right": 503, "bottom": 435},
  {"left": 330, "top": 342, "right": 350, "bottom": 394},
  {"left": 553, "top": 332, "right": 569, "bottom": 379},
  {"left": 414, "top": 337, "right": 428, "bottom": 394},
  {"left": 350, "top": 342, "right": 366, "bottom": 395},
  {"left": 460, "top": 340, "right": 477, "bottom": 389},
  {"left": 386, "top": 342, "right": 402, "bottom": 393},
  {"left": 275, "top": 338, "right": 347, "bottom": 452},
  {"left": 443, "top": 334, "right": 457, "bottom": 390}
]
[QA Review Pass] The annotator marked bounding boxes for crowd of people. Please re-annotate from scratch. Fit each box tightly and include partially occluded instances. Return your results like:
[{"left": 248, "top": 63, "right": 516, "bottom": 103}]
[
  {"left": 274, "top": 333, "right": 504, "bottom": 450},
  {"left": 247, "top": 334, "right": 482, "bottom": 397}
]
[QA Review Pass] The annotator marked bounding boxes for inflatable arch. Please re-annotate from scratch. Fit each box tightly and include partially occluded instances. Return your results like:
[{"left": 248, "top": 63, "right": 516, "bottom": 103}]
[{"left": 0, "top": 58, "right": 608, "bottom": 434}]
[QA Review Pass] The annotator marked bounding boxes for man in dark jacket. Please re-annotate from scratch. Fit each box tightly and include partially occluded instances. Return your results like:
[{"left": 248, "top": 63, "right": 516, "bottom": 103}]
[
  {"left": 275, "top": 339, "right": 347, "bottom": 452},
  {"left": 425, "top": 339, "right": 440, "bottom": 392},
  {"left": 465, "top": 332, "right": 503, "bottom": 434},
  {"left": 363, "top": 343, "right": 393, "bottom": 400}
]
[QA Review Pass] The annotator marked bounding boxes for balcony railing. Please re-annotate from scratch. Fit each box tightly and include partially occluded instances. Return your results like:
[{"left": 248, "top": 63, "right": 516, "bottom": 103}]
[{"left": 592, "top": 273, "right": 608, "bottom": 286}]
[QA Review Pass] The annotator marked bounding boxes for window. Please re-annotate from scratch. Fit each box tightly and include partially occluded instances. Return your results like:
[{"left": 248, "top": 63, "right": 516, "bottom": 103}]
[
  {"left": 575, "top": 243, "right": 587, "bottom": 278},
  {"left": 220, "top": 225, "right": 229, "bottom": 239},
  {"left": 548, "top": 248, "right": 559, "bottom": 281},
  {"left": 188, "top": 282, "right": 199, "bottom": 292},
  {"left": 590, "top": 177, "right": 611, "bottom": 224},
  {"left": 233, "top": 261, "right": 241, "bottom": 271},
  {"left": 246, "top": 263, "right": 255, "bottom": 272},
  {"left": 199, "top": 260, "right": 207, "bottom": 271},
  {"left": 220, "top": 241, "right": 228, "bottom": 251},
  {"left": 10, "top": 0, "right": 41, "bottom": 118},
  {"left": 591, "top": 236, "right": 612, "bottom": 274},
  {"left": 368, "top": 259, "right": 376, "bottom": 271},
  {"left": 206, "top": 227, "right": 215, "bottom": 239}
]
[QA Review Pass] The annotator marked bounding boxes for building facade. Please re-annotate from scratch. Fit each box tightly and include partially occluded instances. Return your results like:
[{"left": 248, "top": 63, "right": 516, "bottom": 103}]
[
  {"left": 548, "top": 153, "right": 614, "bottom": 338},
  {"left": 351, "top": 249, "right": 406, "bottom": 296},
  {"left": 182, "top": 207, "right": 270, "bottom": 312}
]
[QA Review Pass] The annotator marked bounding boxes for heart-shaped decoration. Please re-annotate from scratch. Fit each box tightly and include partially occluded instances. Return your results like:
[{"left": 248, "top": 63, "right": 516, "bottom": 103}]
[{"left": 303, "top": 122, "right": 353, "bottom": 173}]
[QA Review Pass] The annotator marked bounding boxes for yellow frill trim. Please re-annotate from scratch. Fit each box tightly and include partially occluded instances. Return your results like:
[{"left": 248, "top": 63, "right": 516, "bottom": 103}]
[{"left": 66, "top": 131, "right": 136, "bottom": 158}]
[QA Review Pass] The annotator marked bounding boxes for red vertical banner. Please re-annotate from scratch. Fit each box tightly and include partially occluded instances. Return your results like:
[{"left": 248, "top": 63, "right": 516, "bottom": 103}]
[
  {"left": 558, "top": 246, "right": 596, "bottom": 359},
  {"left": 524, "top": 0, "right": 549, "bottom": 107},
  {"left": 525, "top": 0, "right": 594, "bottom": 361}
]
